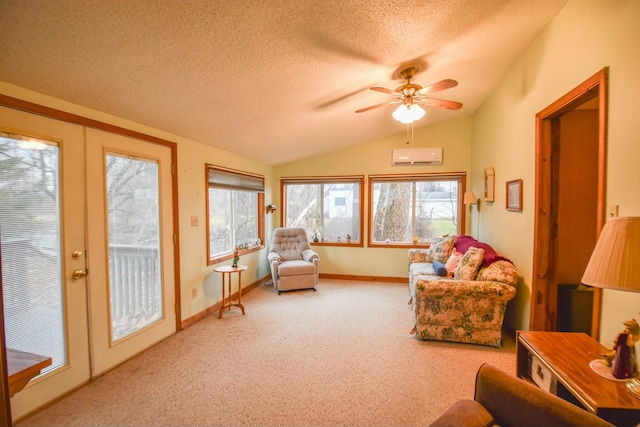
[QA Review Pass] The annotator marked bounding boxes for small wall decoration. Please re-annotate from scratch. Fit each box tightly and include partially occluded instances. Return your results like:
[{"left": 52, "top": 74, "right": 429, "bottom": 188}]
[
  {"left": 483, "top": 167, "right": 495, "bottom": 202},
  {"left": 506, "top": 179, "right": 523, "bottom": 211}
]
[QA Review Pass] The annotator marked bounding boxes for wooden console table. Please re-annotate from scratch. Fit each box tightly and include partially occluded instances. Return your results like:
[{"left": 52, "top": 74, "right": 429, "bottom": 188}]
[
  {"left": 214, "top": 265, "right": 247, "bottom": 319},
  {"left": 7, "top": 348, "right": 52, "bottom": 397},
  {"left": 517, "top": 331, "right": 640, "bottom": 426}
]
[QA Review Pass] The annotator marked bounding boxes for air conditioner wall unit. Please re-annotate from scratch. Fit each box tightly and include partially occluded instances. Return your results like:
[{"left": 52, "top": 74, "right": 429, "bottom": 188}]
[{"left": 392, "top": 147, "right": 443, "bottom": 166}]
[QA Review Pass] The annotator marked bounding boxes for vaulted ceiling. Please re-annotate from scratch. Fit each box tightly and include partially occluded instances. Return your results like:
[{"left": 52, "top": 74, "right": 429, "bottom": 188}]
[{"left": 0, "top": 1, "right": 567, "bottom": 165}]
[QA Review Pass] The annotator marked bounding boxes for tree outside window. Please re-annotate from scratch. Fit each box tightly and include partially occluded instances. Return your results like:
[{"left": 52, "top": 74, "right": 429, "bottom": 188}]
[
  {"left": 206, "top": 165, "right": 264, "bottom": 264},
  {"left": 369, "top": 174, "right": 464, "bottom": 246}
]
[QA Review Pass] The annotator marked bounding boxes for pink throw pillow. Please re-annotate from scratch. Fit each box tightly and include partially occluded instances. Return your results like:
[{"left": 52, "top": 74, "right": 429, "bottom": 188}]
[{"left": 445, "top": 248, "right": 463, "bottom": 277}]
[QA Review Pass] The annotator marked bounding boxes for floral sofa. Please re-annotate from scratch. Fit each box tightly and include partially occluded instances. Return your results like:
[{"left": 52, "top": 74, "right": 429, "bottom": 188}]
[{"left": 408, "top": 235, "right": 518, "bottom": 347}]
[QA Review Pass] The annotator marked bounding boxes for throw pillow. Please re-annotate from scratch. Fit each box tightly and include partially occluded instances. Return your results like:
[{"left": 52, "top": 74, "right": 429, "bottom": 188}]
[
  {"left": 444, "top": 248, "right": 463, "bottom": 277},
  {"left": 432, "top": 261, "right": 448, "bottom": 276},
  {"left": 454, "top": 246, "right": 485, "bottom": 281},
  {"left": 427, "top": 235, "right": 457, "bottom": 263}
]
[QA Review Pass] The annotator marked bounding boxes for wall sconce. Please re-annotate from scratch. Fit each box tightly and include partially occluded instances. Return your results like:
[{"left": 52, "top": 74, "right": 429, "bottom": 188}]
[
  {"left": 266, "top": 204, "right": 277, "bottom": 214},
  {"left": 463, "top": 191, "right": 480, "bottom": 212},
  {"left": 464, "top": 191, "right": 480, "bottom": 239}
]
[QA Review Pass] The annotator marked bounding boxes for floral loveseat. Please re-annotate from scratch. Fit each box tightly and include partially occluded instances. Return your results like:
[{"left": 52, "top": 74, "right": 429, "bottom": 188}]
[{"left": 408, "top": 235, "right": 517, "bottom": 347}]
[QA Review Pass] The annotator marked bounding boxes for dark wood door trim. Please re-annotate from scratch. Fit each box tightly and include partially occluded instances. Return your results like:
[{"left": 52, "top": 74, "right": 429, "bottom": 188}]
[
  {"left": 0, "top": 94, "right": 182, "bottom": 333},
  {"left": 0, "top": 243, "right": 12, "bottom": 426},
  {"left": 531, "top": 68, "right": 608, "bottom": 336}
]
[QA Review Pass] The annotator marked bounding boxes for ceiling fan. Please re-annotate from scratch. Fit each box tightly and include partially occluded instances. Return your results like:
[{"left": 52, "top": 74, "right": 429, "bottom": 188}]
[{"left": 355, "top": 64, "right": 463, "bottom": 123}]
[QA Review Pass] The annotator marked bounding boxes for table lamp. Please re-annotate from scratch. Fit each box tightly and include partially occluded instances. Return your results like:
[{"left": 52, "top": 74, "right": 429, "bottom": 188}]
[{"left": 581, "top": 217, "right": 640, "bottom": 396}]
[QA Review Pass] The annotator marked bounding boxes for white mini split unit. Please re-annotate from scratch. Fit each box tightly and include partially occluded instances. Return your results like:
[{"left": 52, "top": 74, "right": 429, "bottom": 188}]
[{"left": 392, "top": 147, "right": 443, "bottom": 166}]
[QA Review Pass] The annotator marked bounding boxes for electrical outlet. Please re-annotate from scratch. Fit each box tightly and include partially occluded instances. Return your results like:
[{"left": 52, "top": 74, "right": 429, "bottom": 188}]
[
  {"left": 608, "top": 205, "right": 619, "bottom": 218},
  {"left": 192, "top": 288, "right": 197, "bottom": 298},
  {"left": 191, "top": 216, "right": 198, "bottom": 226}
]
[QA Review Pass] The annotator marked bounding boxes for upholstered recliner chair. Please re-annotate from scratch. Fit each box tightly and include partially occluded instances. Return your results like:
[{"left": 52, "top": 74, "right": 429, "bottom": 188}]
[
  {"left": 429, "top": 363, "right": 614, "bottom": 427},
  {"left": 267, "top": 227, "right": 319, "bottom": 294}
]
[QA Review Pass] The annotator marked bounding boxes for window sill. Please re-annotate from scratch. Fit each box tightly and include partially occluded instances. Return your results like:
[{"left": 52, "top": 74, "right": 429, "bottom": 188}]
[
  {"left": 368, "top": 242, "right": 430, "bottom": 249},
  {"left": 311, "top": 242, "right": 363, "bottom": 248},
  {"left": 208, "top": 245, "right": 264, "bottom": 266}
]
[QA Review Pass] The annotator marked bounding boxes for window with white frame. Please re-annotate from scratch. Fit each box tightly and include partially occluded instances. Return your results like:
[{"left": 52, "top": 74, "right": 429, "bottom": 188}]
[
  {"left": 206, "top": 165, "right": 265, "bottom": 264},
  {"left": 282, "top": 176, "right": 363, "bottom": 245},
  {"left": 368, "top": 173, "right": 465, "bottom": 246}
]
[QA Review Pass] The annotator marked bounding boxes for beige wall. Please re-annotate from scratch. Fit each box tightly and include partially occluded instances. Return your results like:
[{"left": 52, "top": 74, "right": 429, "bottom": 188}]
[
  {"left": 1, "top": 0, "right": 638, "bottom": 344},
  {"left": 469, "top": 0, "right": 640, "bottom": 343},
  {"left": 176, "top": 142, "right": 275, "bottom": 319},
  {"left": 275, "top": 116, "right": 473, "bottom": 278}
]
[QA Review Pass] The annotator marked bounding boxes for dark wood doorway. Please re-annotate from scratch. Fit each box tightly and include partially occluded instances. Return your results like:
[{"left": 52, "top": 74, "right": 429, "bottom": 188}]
[{"left": 530, "top": 68, "right": 608, "bottom": 338}]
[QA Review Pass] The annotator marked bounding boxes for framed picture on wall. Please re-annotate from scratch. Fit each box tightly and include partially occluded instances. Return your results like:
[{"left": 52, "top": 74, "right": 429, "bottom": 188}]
[
  {"left": 483, "top": 167, "right": 495, "bottom": 201},
  {"left": 506, "top": 179, "right": 523, "bottom": 211}
]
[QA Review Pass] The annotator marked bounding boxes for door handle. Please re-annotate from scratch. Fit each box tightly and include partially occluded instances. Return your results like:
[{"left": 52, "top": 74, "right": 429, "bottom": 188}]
[{"left": 71, "top": 269, "right": 88, "bottom": 280}]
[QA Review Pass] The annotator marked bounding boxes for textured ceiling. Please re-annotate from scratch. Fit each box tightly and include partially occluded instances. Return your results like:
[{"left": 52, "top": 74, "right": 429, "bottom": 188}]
[{"left": 0, "top": 0, "right": 567, "bottom": 165}]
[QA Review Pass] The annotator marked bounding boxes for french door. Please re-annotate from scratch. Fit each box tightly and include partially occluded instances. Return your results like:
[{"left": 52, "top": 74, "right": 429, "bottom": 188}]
[
  {"left": 0, "top": 106, "right": 176, "bottom": 420},
  {"left": 85, "top": 128, "right": 175, "bottom": 376}
]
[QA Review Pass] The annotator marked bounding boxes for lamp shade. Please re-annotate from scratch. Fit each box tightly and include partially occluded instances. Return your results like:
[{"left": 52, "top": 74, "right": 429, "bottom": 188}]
[
  {"left": 464, "top": 191, "right": 477, "bottom": 204},
  {"left": 392, "top": 104, "right": 425, "bottom": 123},
  {"left": 581, "top": 217, "right": 640, "bottom": 292}
]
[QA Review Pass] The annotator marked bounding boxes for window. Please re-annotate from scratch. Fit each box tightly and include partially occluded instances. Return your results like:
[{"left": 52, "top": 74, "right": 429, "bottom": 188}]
[
  {"left": 282, "top": 176, "right": 363, "bottom": 245},
  {"left": 369, "top": 173, "right": 466, "bottom": 247},
  {"left": 207, "top": 165, "right": 265, "bottom": 264}
]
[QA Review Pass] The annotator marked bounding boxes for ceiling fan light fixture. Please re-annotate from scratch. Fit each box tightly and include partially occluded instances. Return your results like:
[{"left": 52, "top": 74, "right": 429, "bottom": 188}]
[
  {"left": 411, "top": 104, "right": 425, "bottom": 121},
  {"left": 392, "top": 104, "right": 425, "bottom": 123}
]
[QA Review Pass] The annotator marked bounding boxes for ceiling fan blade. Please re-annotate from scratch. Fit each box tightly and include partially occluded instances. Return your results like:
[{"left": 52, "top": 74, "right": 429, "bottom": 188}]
[
  {"left": 418, "top": 79, "right": 458, "bottom": 95},
  {"left": 420, "top": 98, "right": 463, "bottom": 110},
  {"left": 316, "top": 86, "right": 373, "bottom": 109},
  {"left": 355, "top": 102, "right": 392, "bottom": 113},
  {"left": 370, "top": 87, "right": 396, "bottom": 95}
]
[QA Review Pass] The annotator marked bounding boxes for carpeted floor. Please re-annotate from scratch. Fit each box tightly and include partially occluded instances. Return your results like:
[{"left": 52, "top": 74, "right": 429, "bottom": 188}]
[{"left": 17, "top": 279, "right": 516, "bottom": 426}]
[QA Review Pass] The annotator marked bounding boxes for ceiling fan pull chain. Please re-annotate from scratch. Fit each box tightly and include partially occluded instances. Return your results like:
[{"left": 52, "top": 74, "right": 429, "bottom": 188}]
[
  {"left": 411, "top": 121, "right": 414, "bottom": 150},
  {"left": 405, "top": 122, "right": 415, "bottom": 149}
]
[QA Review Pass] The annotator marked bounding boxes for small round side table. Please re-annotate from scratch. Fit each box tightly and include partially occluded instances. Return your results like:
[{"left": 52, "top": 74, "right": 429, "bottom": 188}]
[{"left": 214, "top": 265, "right": 247, "bottom": 318}]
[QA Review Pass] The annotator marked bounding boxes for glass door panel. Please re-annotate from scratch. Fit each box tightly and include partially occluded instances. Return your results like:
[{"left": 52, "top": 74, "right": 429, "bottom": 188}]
[
  {"left": 106, "top": 154, "right": 163, "bottom": 342},
  {"left": 0, "top": 106, "right": 90, "bottom": 421},
  {"left": 0, "top": 134, "right": 65, "bottom": 372}
]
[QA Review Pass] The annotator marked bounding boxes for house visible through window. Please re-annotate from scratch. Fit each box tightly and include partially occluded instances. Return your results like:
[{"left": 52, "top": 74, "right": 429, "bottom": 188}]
[
  {"left": 206, "top": 165, "right": 265, "bottom": 264},
  {"left": 369, "top": 173, "right": 465, "bottom": 246},
  {"left": 282, "top": 176, "right": 363, "bottom": 245}
]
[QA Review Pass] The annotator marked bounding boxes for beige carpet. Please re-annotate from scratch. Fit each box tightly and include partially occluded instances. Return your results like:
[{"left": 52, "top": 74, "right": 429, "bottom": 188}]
[{"left": 17, "top": 279, "right": 516, "bottom": 426}]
